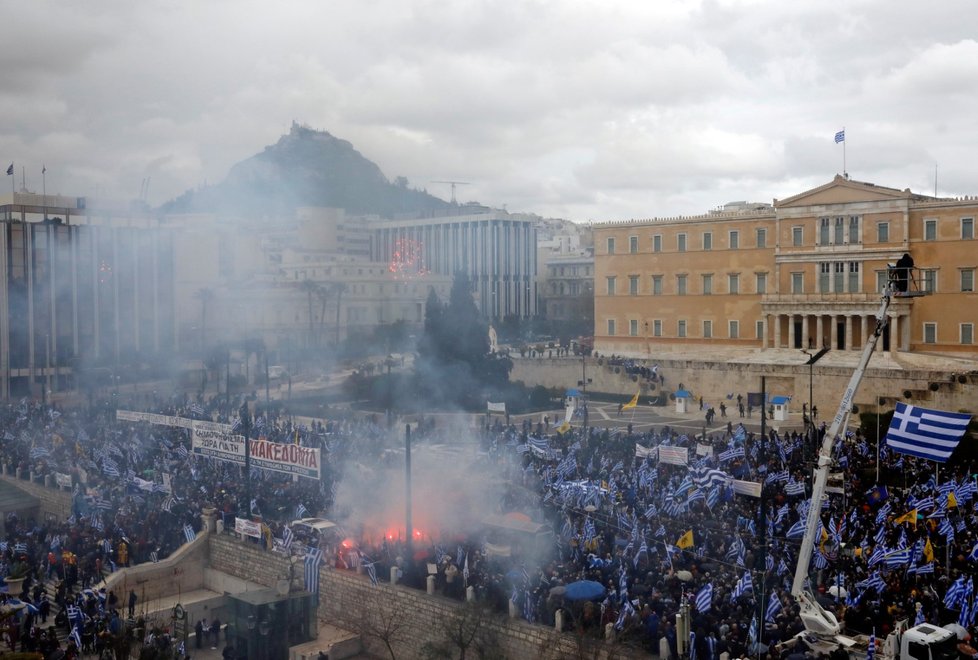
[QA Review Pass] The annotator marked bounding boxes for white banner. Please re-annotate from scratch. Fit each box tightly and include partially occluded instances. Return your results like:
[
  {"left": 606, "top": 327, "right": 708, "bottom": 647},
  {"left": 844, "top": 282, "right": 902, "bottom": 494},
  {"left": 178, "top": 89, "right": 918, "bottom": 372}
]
[
  {"left": 635, "top": 444, "right": 657, "bottom": 459},
  {"left": 191, "top": 429, "right": 321, "bottom": 480},
  {"left": 487, "top": 401, "right": 506, "bottom": 413},
  {"left": 235, "top": 517, "right": 262, "bottom": 539},
  {"left": 658, "top": 446, "right": 688, "bottom": 466},
  {"left": 732, "top": 480, "right": 762, "bottom": 498},
  {"left": 116, "top": 410, "right": 198, "bottom": 430},
  {"left": 54, "top": 472, "right": 72, "bottom": 489},
  {"left": 696, "top": 443, "right": 713, "bottom": 457}
]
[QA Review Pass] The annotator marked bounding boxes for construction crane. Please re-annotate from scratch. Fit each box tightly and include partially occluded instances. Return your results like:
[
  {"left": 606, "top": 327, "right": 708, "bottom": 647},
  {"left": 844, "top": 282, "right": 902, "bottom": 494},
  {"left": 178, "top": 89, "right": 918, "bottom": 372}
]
[{"left": 431, "top": 180, "right": 470, "bottom": 204}]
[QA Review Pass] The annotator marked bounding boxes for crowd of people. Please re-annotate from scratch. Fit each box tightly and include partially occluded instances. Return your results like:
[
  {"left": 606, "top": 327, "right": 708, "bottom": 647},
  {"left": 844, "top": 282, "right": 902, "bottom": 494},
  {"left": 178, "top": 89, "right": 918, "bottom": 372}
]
[{"left": 0, "top": 386, "right": 976, "bottom": 659}]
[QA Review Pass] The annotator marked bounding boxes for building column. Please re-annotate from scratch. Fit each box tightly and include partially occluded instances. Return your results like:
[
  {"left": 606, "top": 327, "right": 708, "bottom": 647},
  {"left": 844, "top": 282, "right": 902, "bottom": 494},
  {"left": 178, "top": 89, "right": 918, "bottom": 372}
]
[
  {"left": 762, "top": 315, "right": 769, "bottom": 349},
  {"left": 816, "top": 315, "right": 823, "bottom": 349},
  {"left": 788, "top": 314, "right": 796, "bottom": 349},
  {"left": 902, "top": 314, "right": 911, "bottom": 351},
  {"left": 802, "top": 315, "right": 810, "bottom": 349},
  {"left": 860, "top": 315, "right": 869, "bottom": 350},
  {"left": 773, "top": 314, "right": 782, "bottom": 348},
  {"left": 845, "top": 315, "right": 853, "bottom": 350}
]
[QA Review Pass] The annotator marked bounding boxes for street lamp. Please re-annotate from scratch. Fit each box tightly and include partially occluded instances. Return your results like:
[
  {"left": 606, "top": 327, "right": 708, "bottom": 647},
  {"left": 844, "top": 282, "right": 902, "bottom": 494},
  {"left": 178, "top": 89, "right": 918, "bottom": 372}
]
[{"left": 801, "top": 347, "right": 830, "bottom": 464}]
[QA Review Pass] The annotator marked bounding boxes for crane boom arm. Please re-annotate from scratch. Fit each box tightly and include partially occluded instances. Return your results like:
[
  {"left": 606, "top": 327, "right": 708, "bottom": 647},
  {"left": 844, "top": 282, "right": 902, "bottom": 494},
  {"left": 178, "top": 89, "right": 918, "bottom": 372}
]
[{"left": 790, "top": 285, "right": 894, "bottom": 636}]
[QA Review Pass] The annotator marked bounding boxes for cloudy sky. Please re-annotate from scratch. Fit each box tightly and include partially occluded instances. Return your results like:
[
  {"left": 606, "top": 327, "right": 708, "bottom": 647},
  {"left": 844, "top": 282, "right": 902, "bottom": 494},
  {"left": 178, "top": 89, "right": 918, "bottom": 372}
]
[{"left": 3, "top": 0, "right": 977, "bottom": 221}]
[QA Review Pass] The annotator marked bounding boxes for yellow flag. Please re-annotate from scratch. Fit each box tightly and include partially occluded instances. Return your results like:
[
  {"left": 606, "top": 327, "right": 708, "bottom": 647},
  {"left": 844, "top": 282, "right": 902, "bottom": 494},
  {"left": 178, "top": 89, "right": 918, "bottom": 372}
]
[
  {"left": 622, "top": 391, "right": 640, "bottom": 410},
  {"left": 892, "top": 508, "right": 918, "bottom": 526},
  {"left": 818, "top": 527, "right": 829, "bottom": 553},
  {"left": 676, "top": 530, "right": 694, "bottom": 549},
  {"left": 948, "top": 492, "right": 958, "bottom": 508},
  {"left": 557, "top": 421, "right": 571, "bottom": 434},
  {"left": 923, "top": 538, "right": 935, "bottom": 563}
]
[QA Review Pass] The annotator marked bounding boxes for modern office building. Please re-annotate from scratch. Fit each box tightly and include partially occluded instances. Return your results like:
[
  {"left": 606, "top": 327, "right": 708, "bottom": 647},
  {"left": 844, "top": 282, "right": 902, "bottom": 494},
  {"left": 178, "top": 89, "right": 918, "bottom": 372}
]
[
  {"left": 0, "top": 192, "right": 175, "bottom": 398},
  {"left": 372, "top": 210, "right": 538, "bottom": 319},
  {"left": 593, "top": 175, "right": 978, "bottom": 358}
]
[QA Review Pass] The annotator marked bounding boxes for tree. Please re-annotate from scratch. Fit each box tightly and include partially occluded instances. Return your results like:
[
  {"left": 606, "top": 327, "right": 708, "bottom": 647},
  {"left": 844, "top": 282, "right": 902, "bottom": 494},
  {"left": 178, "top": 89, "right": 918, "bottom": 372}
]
[
  {"left": 355, "top": 590, "right": 409, "bottom": 660},
  {"left": 333, "top": 281, "right": 347, "bottom": 346},
  {"left": 420, "top": 602, "right": 505, "bottom": 660},
  {"left": 298, "top": 279, "right": 320, "bottom": 347},
  {"left": 194, "top": 288, "right": 215, "bottom": 351},
  {"left": 316, "top": 285, "right": 332, "bottom": 346}
]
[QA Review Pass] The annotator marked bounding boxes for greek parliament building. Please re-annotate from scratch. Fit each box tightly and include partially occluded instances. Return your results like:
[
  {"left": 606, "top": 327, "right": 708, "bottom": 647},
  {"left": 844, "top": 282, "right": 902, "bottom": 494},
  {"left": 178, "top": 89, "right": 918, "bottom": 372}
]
[
  {"left": 372, "top": 210, "right": 538, "bottom": 318},
  {"left": 593, "top": 176, "right": 978, "bottom": 358},
  {"left": 0, "top": 192, "right": 175, "bottom": 398}
]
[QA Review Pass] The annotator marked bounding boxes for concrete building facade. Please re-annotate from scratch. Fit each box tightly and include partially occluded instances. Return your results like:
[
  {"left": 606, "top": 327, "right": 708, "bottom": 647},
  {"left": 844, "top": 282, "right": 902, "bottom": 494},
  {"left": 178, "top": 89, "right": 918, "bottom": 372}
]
[
  {"left": 593, "top": 176, "right": 978, "bottom": 359},
  {"left": 373, "top": 211, "right": 538, "bottom": 319}
]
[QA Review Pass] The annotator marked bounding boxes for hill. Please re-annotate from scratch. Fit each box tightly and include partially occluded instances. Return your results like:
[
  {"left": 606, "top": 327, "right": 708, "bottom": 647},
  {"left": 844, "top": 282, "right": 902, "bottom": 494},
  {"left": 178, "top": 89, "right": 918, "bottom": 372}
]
[{"left": 160, "top": 123, "right": 452, "bottom": 217}]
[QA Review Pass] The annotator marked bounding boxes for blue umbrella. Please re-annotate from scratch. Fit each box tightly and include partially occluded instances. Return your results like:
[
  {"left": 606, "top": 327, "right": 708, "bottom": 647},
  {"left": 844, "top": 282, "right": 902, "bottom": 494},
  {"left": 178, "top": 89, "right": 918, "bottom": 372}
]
[{"left": 564, "top": 580, "right": 606, "bottom": 601}]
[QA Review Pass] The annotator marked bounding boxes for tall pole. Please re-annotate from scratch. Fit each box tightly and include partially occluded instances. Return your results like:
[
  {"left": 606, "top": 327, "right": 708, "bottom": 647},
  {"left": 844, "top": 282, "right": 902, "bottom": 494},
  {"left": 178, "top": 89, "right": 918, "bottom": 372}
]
[
  {"left": 225, "top": 349, "right": 231, "bottom": 414},
  {"left": 241, "top": 403, "right": 251, "bottom": 519},
  {"left": 264, "top": 349, "right": 270, "bottom": 405},
  {"left": 405, "top": 424, "right": 413, "bottom": 563},
  {"left": 42, "top": 165, "right": 47, "bottom": 221}
]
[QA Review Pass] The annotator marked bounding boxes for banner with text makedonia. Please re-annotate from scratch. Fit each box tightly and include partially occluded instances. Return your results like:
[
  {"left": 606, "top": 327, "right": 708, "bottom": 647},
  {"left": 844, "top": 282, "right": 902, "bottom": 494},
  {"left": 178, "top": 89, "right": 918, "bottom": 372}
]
[{"left": 191, "top": 426, "right": 322, "bottom": 480}]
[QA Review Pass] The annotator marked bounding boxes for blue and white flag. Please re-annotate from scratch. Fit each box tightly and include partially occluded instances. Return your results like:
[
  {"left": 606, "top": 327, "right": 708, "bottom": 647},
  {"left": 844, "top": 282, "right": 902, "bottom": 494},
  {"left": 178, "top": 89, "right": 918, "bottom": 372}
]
[
  {"left": 731, "top": 571, "right": 753, "bottom": 600},
  {"left": 785, "top": 480, "right": 806, "bottom": 497},
  {"left": 885, "top": 403, "right": 971, "bottom": 462},
  {"left": 766, "top": 592, "right": 783, "bottom": 622},
  {"left": 867, "top": 628, "right": 876, "bottom": 660},
  {"left": 304, "top": 548, "right": 324, "bottom": 593},
  {"left": 70, "top": 625, "right": 83, "bottom": 650},
  {"left": 183, "top": 524, "right": 196, "bottom": 543},
  {"left": 882, "top": 547, "right": 913, "bottom": 567},
  {"left": 282, "top": 526, "right": 294, "bottom": 550},
  {"left": 945, "top": 576, "right": 968, "bottom": 609},
  {"left": 295, "top": 503, "right": 308, "bottom": 519},
  {"left": 695, "top": 582, "right": 713, "bottom": 612},
  {"left": 835, "top": 129, "right": 845, "bottom": 144}
]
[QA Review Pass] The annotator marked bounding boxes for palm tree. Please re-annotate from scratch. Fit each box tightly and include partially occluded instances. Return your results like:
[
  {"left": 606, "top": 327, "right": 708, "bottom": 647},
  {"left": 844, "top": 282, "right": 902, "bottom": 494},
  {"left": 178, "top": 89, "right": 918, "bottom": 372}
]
[
  {"left": 298, "top": 279, "right": 320, "bottom": 348},
  {"left": 194, "top": 288, "right": 215, "bottom": 352},
  {"left": 332, "top": 281, "right": 347, "bottom": 346}
]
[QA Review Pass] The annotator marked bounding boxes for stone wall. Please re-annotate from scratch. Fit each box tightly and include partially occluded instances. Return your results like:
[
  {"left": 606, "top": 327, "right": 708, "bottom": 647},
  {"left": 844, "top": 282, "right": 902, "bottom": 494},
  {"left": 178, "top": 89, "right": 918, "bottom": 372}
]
[
  {"left": 208, "top": 534, "right": 639, "bottom": 659},
  {"left": 104, "top": 532, "right": 211, "bottom": 605},
  {"left": 0, "top": 472, "right": 73, "bottom": 521},
  {"left": 511, "top": 357, "right": 978, "bottom": 417}
]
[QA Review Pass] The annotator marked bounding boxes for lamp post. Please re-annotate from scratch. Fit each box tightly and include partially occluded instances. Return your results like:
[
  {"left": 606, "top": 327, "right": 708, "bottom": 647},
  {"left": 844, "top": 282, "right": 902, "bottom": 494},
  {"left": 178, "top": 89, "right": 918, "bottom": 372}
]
[
  {"left": 801, "top": 347, "right": 830, "bottom": 464},
  {"left": 240, "top": 403, "right": 251, "bottom": 519}
]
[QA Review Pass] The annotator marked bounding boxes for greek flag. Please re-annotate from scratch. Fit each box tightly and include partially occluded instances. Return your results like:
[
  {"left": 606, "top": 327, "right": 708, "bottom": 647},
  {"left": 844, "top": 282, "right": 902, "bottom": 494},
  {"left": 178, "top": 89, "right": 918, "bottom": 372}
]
[
  {"left": 694, "top": 582, "right": 712, "bottom": 612},
  {"left": 784, "top": 480, "right": 806, "bottom": 496},
  {"left": 365, "top": 561, "right": 378, "bottom": 586},
  {"left": 945, "top": 576, "right": 968, "bottom": 609},
  {"left": 914, "top": 496, "right": 935, "bottom": 512},
  {"left": 304, "top": 549, "right": 324, "bottom": 593},
  {"left": 183, "top": 524, "right": 196, "bottom": 543},
  {"left": 149, "top": 550, "right": 159, "bottom": 563},
  {"left": 282, "top": 526, "right": 294, "bottom": 550},
  {"left": 190, "top": 402, "right": 205, "bottom": 416},
  {"left": 867, "top": 629, "right": 876, "bottom": 660},
  {"left": 175, "top": 445, "right": 189, "bottom": 460},
  {"left": 765, "top": 592, "right": 783, "bottom": 622},
  {"left": 295, "top": 503, "right": 308, "bottom": 519},
  {"left": 856, "top": 572, "right": 886, "bottom": 593},
  {"left": 939, "top": 518, "right": 955, "bottom": 541},
  {"left": 883, "top": 547, "right": 913, "bottom": 567},
  {"left": 731, "top": 571, "right": 753, "bottom": 600},
  {"left": 719, "top": 447, "right": 745, "bottom": 462},
  {"left": 909, "top": 562, "right": 934, "bottom": 575},
  {"left": 835, "top": 129, "right": 845, "bottom": 143},
  {"left": 70, "top": 626, "right": 83, "bottom": 650},
  {"left": 161, "top": 496, "right": 175, "bottom": 513},
  {"left": 885, "top": 403, "right": 971, "bottom": 462},
  {"left": 787, "top": 521, "right": 806, "bottom": 539}
]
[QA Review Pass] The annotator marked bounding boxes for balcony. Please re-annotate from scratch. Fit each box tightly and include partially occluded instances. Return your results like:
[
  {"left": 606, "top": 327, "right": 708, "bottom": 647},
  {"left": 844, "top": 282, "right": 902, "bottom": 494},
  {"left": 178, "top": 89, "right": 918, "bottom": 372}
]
[{"left": 761, "top": 291, "right": 913, "bottom": 314}]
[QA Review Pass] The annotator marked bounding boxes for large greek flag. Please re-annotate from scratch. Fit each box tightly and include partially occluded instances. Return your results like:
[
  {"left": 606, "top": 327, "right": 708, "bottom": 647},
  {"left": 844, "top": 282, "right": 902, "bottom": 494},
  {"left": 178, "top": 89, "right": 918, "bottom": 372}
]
[
  {"left": 885, "top": 403, "right": 971, "bottom": 462},
  {"left": 305, "top": 548, "right": 324, "bottom": 594}
]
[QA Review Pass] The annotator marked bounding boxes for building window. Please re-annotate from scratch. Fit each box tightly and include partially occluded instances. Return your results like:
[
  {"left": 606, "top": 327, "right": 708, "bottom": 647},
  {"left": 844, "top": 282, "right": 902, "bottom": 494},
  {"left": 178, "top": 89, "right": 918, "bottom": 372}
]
[
  {"left": 792, "top": 226, "right": 803, "bottom": 247},
  {"left": 630, "top": 319, "right": 639, "bottom": 336},
  {"left": 819, "top": 217, "right": 830, "bottom": 245},
  {"left": 653, "top": 319, "right": 662, "bottom": 337},
  {"left": 629, "top": 275, "right": 639, "bottom": 295},
  {"left": 877, "top": 222, "right": 889, "bottom": 243},
  {"left": 963, "top": 217, "right": 975, "bottom": 239},
  {"left": 677, "top": 233, "right": 687, "bottom": 252},
  {"left": 606, "top": 276, "right": 616, "bottom": 296},
  {"left": 834, "top": 261, "right": 845, "bottom": 292},
  {"left": 652, "top": 275, "right": 663, "bottom": 295},
  {"left": 834, "top": 216, "right": 845, "bottom": 244},
  {"left": 876, "top": 270, "right": 888, "bottom": 293},
  {"left": 677, "top": 275, "right": 688, "bottom": 295},
  {"left": 729, "top": 320, "right": 739, "bottom": 339},
  {"left": 848, "top": 261, "right": 860, "bottom": 292},
  {"left": 729, "top": 230, "right": 740, "bottom": 249},
  {"left": 653, "top": 234, "right": 662, "bottom": 252},
  {"left": 607, "top": 237, "right": 616, "bottom": 254},
  {"left": 923, "top": 322, "right": 937, "bottom": 344},
  {"left": 703, "top": 320, "right": 713, "bottom": 338},
  {"left": 961, "top": 268, "right": 975, "bottom": 292},
  {"left": 848, "top": 216, "right": 860, "bottom": 244},
  {"left": 608, "top": 319, "right": 616, "bottom": 336},
  {"left": 819, "top": 263, "right": 831, "bottom": 293},
  {"left": 962, "top": 323, "right": 975, "bottom": 345},
  {"left": 703, "top": 232, "right": 713, "bottom": 251},
  {"left": 678, "top": 320, "right": 687, "bottom": 338},
  {"left": 728, "top": 273, "right": 740, "bottom": 294},
  {"left": 924, "top": 219, "right": 937, "bottom": 241},
  {"left": 753, "top": 228, "right": 764, "bottom": 248},
  {"left": 921, "top": 269, "right": 937, "bottom": 293},
  {"left": 755, "top": 272, "right": 767, "bottom": 294},
  {"left": 629, "top": 235, "right": 639, "bottom": 253},
  {"left": 702, "top": 274, "right": 713, "bottom": 295},
  {"left": 791, "top": 272, "right": 804, "bottom": 293},
  {"left": 756, "top": 320, "right": 764, "bottom": 339}
]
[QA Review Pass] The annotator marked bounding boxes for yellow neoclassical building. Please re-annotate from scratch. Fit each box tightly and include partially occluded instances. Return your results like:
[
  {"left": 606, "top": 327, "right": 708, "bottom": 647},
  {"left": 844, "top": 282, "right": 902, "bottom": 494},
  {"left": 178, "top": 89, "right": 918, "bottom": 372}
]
[{"left": 593, "top": 176, "right": 978, "bottom": 358}]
